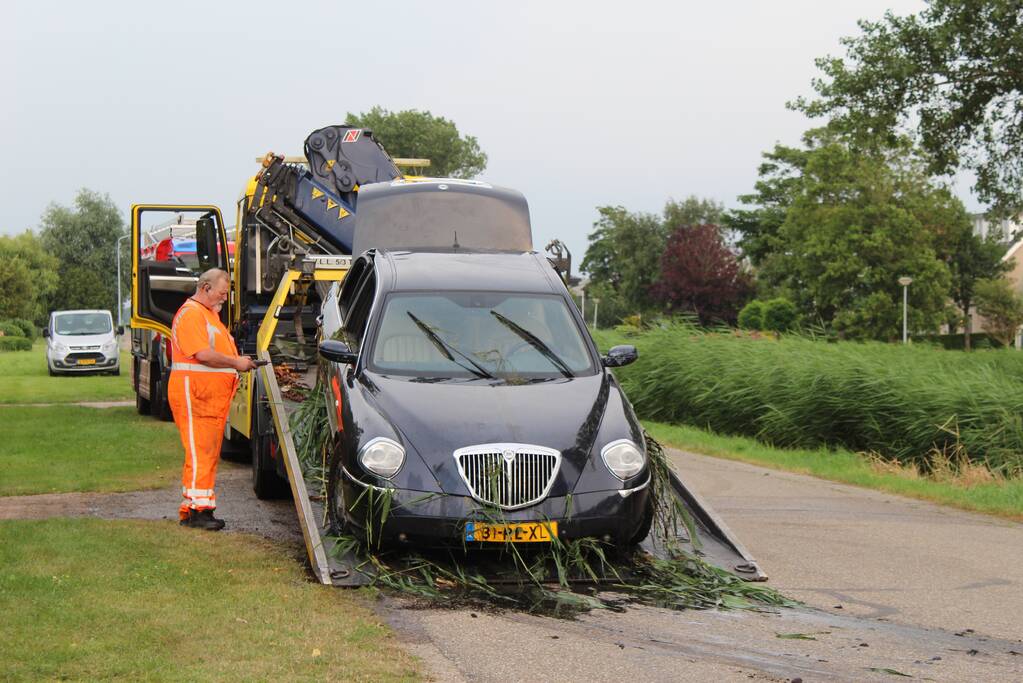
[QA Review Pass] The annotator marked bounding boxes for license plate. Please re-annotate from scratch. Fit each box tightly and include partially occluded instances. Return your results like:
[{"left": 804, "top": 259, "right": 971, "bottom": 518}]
[
  {"left": 77, "top": 359, "right": 97, "bottom": 365},
  {"left": 465, "top": 521, "right": 557, "bottom": 543}
]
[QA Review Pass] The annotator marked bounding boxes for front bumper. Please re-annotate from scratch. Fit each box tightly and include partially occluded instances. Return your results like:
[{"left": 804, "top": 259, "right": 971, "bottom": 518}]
[
  {"left": 340, "top": 467, "right": 651, "bottom": 547},
  {"left": 49, "top": 353, "right": 120, "bottom": 372}
]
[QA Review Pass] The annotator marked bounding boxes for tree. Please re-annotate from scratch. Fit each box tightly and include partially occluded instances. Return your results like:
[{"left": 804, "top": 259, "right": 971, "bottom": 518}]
[
  {"left": 39, "top": 189, "right": 125, "bottom": 315},
  {"left": 345, "top": 107, "right": 487, "bottom": 178},
  {"left": 975, "top": 277, "right": 1023, "bottom": 347},
  {"left": 581, "top": 206, "right": 668, "bottom": 315},
  {"left": 736, "top": 130, "right": 957, "bottom": 340},
  {"left": 724, "top": 143, "right": 808, "bottom": 267},
  {"left": 794, "top": 0, "right": 1023, "bottom": 215},
  {"left": 663, "top": 196, "right": 723, "bottom": 229},
  {"left": 945, "top": 226, "right": 1011, "bottom": 349},
  {"left": 0, "top": 231, "right": 60, "bottom": 325},
  {"left": 653, "top": 224, "right": 752, "bottom": 325}
]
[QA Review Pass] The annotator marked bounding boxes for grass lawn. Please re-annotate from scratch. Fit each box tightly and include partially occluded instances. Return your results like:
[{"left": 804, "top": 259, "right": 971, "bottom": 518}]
[
  {"left": 1, "top": 406, "right": 182, "bottom": 496},
  {"left": 0, "top": 518, "right": 419, "bottom": 681},
  {"left": 646, "top": 421, "right": 1023, "bottom": 521},
  {"left": 0, "top": 340, "right": 133, "bottom": 404}
]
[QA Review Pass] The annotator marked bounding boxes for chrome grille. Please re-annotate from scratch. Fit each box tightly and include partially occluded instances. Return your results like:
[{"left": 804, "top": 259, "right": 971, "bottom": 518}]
[{"left": 454, "top": 444, "right": 560, "bottom": 510}]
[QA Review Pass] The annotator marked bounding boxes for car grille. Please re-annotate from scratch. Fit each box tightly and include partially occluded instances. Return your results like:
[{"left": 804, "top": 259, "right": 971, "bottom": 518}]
[
  {"left": 454, "top": 444, "right": 560, "bottom": 510},
  {"left": 69, "top": 345, "right": 101, "bottom": 351},
  {"left": 66, "top": 352, "right": 105, "bottom": 362}
]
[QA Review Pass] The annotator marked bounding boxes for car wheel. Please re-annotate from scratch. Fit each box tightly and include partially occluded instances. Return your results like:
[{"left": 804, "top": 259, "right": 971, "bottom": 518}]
[
  {"left": 48, "top": 365, "right": 56, "bottom": 377},
  {"left": 326, "top": 446, "right": 351, "bottom": 537},
  {"left": 252, "top": 411, "right": 289, "bottom": 499},
  {"left": 112, "top": 367, "right": 121, "bottom": 377},
  {"left": 627, "top": 496, "right": 655, "bottom": 547}
]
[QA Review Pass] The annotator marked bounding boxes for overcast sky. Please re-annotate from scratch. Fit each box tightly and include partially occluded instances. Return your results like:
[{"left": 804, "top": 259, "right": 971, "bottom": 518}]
[{"left": 3, "top": 0, "right": 946, "bottom": 264}]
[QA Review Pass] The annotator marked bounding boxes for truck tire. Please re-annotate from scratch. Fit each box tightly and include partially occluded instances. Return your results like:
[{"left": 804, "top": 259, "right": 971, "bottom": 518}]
[
  {"left": 134, "top": 364, "right": 151, "bottom": 415},
  {"left": 153, "top": 370, "right": 173, "bottom": 422},
  {"left": 251, "top": 404, "right": 289, "bottom": 500}
]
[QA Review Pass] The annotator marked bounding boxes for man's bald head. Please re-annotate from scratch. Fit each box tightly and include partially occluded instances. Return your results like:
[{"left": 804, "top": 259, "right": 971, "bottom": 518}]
[{"left": 197, "top": 268, "right": 230, "bottom": 293}]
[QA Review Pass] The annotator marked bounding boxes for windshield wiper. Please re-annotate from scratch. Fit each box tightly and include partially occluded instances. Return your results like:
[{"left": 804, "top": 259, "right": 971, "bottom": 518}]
[
  {"left": 490, "top": 311, "right": 574, "bottom": 378},
  {"left": 406, "top": 312, "right": 494, "bottom": 379}
]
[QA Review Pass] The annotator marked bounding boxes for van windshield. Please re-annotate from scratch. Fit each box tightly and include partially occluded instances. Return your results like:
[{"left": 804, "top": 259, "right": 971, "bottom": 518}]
[
  {"left": 54, "top": 313, "right": 112, "bottom": 336},
  {"left": 369, "top": 292, "right": 595, "bottom": 379}
]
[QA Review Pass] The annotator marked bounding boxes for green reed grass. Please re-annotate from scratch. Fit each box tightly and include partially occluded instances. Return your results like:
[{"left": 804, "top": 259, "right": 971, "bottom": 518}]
[{"left": 595, "top": 324, "right": 1023, "bottom": 475}]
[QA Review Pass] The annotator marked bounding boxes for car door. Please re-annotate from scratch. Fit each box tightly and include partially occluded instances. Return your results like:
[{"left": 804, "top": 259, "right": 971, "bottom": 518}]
[{"left": 131, "top": 204, "right": 232, "bottom": 335}]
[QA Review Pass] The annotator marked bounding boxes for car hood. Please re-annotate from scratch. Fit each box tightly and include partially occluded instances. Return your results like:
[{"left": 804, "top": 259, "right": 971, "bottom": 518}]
[{"left": 359, "top": 372, "right": 615, "bottom": 495}]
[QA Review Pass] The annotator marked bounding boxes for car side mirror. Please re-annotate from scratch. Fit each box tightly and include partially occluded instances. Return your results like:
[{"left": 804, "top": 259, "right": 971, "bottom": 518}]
[
  {"left": 42, "top": 328, "right": 50, "bottom": 338},
  {"left": 319, "top": 339, "right": 358, "bottom": 365},
  {"left": 195, "top": 216, "right": 218, "bottom": 272},
  {"left": 602, "top": 344, "right": 638, "bottom": 368},
  {"left": 117, "top": 326, "right": 125, "bottom": 336}
]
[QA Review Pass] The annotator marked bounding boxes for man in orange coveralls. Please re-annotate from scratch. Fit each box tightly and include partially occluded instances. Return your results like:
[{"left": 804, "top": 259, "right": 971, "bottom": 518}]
[{"left": 169, "top": 268, "right": 257, "bottom": 530}]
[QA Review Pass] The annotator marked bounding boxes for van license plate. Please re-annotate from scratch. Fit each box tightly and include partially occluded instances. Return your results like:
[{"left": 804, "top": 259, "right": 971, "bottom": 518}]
[
  {"left": 77, "top": 359, "right": 96, "bottom": 365},
  {"left": 465, "top": 521, "right": 556, "bottom": 543}
]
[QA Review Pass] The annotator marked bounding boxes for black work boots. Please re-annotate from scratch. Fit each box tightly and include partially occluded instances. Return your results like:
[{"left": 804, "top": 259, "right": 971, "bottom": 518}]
[{"left": 180, "top": 509, "right": 226, "bottom": 531}]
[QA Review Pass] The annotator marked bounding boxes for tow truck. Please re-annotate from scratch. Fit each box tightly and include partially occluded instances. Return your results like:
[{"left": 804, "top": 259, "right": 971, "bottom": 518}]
[{"left": 130, "top": 125, "right": 765, "bottom": 585}]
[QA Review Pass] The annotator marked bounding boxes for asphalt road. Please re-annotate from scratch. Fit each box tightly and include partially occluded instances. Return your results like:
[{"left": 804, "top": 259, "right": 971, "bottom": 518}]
[
  {"left": 4, "top": 450, "right": 1020, "bottom": 680},
  {"left": 383, "top": 448, "right": 1023, "bottom": 682}
]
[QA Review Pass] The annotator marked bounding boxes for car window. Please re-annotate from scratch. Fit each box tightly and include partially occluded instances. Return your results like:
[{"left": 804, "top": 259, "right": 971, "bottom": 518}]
[
  {"left": 342, "top": 271, "right": 376, "bottom": 349},
  {"left": 53, "top": 313, "right": 112, "bottom": 336},
  {"left": 368, "top": 292, "right": 595, "bottom": 379}
]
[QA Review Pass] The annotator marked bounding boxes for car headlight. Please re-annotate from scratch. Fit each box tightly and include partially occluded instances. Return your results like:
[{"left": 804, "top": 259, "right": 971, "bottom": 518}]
[
  {"left": 102, "top": 340, "right": 118, "bottom": 354},
  {"left": 358, "top": 437, "right": 405, "bottom": 479},
  {"left": 54, "top": 342, "right": 70, "bottom": 355},
  {"left": 601, "top": 439, "right": 646, "bottom": 480}
]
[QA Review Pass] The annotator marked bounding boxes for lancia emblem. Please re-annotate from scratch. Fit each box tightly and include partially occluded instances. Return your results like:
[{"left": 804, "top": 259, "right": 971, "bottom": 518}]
[{"left": 502, "top": 449, "right": 516, "bottom": 465}]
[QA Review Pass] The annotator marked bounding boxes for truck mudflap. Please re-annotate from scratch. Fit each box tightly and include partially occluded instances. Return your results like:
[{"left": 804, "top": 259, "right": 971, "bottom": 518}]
[{"left": 260, "top": 343, "right": 766, "bottom": 585}]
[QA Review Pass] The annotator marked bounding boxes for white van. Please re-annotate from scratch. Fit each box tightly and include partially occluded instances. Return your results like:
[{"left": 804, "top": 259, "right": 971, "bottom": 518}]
[{"left": 44, "top": 310, "right": 122, "bottom": 376}]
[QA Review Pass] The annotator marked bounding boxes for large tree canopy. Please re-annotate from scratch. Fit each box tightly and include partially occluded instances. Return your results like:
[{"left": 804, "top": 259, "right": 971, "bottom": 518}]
[
  {"left": 39, "top": 189, "right": 125, "bottom": 315},
  {"left": 345, "top": 107, "right": 487, "bottom": 178},
  {"left": 0, "top": 231, "right": 59, "bottom": 325},
  {"left": 794, "top": 0, "right": 1023, "bottom": 214},
  {"left": 730, "top": 130, "right": 969, "bottom": 340}
]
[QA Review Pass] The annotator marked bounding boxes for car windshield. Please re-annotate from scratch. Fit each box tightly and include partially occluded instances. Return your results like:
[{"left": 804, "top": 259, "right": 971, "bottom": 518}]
[
  {"left": 53, "top": 313, "right": 112, "bottom": 336},
  {"left": 369, "top": 292, "right": 595, "bottom": 379}
]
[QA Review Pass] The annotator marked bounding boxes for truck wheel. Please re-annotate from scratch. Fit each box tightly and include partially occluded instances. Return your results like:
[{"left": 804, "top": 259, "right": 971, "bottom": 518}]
[
  {"left": 252, "top": 417, "right": 289, "bottom": 499},
  {"left": 135, "top": 365, "right": 151, "bottom": 415},
  {"left": 153, "top": 373, "right": 173, "bottom": 422}
]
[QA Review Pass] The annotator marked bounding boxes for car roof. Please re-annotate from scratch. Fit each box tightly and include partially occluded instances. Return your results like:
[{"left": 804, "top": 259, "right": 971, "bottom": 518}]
[
  {"left": 51, "top": 310, "right": 111, "bottom": 316},
  {"left": 372, "top": 250, "right": 565, "bottom": 295}
]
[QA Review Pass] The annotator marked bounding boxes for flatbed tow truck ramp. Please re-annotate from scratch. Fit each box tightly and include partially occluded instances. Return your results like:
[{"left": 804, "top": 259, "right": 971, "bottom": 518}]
[{"left": 255, "top": 267, "right": 766, "bottom": 588}]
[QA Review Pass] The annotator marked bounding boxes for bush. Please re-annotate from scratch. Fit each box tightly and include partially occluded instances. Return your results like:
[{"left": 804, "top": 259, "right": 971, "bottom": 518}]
[
  {"left": 0, "top": 336, "right": 32, "bottom": 352},
  {"left": 0, "top": 320, "right": 25, "bottom": 338},
  {"left": 10, "top": 318, "right": 37, "bottom": 339},
  {"left": 737, "top": 301, "right": 765, "bottom": 330},
  {"left": 762, "top": 298, "right": 798, "bottom": 333},
  {"left": 606, "top": 322, "right": 1023, "bottom": 474}
]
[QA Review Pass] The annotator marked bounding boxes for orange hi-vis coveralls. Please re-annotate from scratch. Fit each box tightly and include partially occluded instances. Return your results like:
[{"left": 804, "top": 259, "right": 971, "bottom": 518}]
[{"left": 168, "top": 298, "right": 240, "bottom": 521}]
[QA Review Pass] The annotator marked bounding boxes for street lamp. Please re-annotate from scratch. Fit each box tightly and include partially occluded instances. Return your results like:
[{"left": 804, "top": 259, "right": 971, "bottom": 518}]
[
  {"left": 593, "top": 299, "right": 600, "bottom": 331},
  {"left": 898, "top": 276, "right": 913, "bottom": 344},
  {"left": 116, "top": 234, "right": 129, "bottom": 329}
]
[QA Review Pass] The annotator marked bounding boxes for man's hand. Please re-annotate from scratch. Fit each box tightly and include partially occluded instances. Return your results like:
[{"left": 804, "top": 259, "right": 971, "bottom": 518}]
[{"left": 233, "top": 356, "right": 258, "bottom": 372}]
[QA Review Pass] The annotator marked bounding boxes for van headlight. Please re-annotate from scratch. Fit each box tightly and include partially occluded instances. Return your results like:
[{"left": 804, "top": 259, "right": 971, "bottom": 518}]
[
  {"left": 54, "top": 342, "right": 70, "bottom": 355},
  {"left": 601, "top": 440, "right": 646, "bottom": 480},
  {"left": 358, "top": 437, "right": 405, "bottom": 479},
  {"left": 102, "top": 340, "right": 118, "bottom": 355}
]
